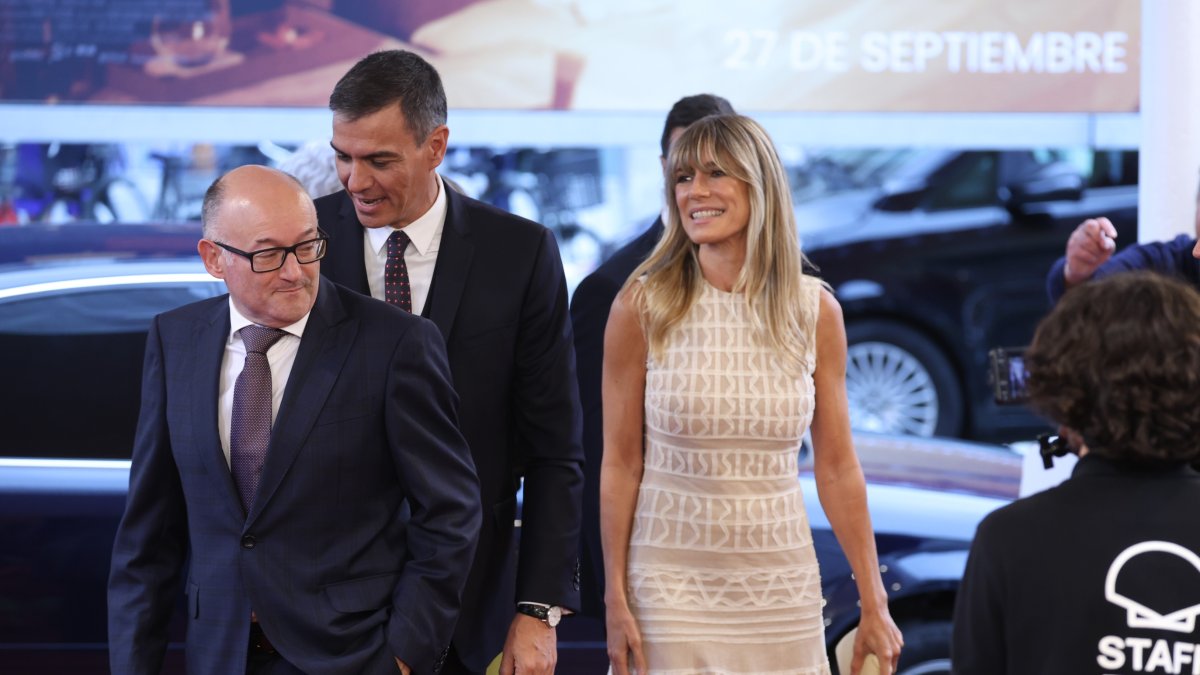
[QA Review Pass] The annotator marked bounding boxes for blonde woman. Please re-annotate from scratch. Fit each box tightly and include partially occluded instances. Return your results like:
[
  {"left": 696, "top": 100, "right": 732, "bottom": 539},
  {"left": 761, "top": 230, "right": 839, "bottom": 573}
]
[{"left": 600, "top": 115, "right": 903, "bottom": 675}]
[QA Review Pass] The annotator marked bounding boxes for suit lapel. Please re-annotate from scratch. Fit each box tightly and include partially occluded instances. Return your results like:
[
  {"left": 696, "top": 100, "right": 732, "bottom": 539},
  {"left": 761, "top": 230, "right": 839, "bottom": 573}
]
[
  {"left": 327, "top": 193, "right": 371, "bottom": 294},
  {"left": 427, "top": 189, "right": 474, "bottom": 341},
  {"left": 190, "top": 300, "right": 246, "bottom": 522},
  {"left": 247, "top": 278, "right": 356, "bottom": 525}
]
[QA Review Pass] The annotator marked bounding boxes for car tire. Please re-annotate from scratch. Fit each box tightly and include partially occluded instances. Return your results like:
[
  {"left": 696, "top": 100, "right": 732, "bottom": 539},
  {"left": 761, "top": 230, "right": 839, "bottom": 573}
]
[
  {"left": 844, "top": 320, "right": 963, "bottom": 438},
  {"left": 895, "top": 620, "right": 952, "bottom": 675}
]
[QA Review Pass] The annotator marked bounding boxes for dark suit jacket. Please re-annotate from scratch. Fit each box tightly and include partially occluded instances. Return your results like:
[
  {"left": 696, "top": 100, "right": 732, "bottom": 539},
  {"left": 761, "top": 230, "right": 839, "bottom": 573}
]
[
  {"left": 108, "top": 277, "right": 480, "bottom": 675},
  {"left": 316, "top": 188, "right": 585, "bottom": 670},
  {"left": 567, "top": 217, "right": 663, "bottom": 616}
]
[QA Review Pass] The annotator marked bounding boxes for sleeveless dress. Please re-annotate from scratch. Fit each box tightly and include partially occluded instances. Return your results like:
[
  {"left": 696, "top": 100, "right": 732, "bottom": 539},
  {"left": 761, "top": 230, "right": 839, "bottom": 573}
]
[{"left": 626, "top": 278, "right": 829, "bottom": 674}]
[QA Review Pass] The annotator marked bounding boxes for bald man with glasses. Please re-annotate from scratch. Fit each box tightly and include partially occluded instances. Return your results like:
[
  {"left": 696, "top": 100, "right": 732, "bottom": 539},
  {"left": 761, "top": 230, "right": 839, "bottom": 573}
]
[{"left": 108, "top": 165, "right": 481, "bottom": 675}]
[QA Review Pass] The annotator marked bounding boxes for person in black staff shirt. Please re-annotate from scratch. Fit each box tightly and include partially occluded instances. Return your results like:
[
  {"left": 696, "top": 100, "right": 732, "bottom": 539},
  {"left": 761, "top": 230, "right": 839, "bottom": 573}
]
[
  {"left": 568, "top": 93, "right": 734, "bottom": 617},
  {"left": 953, "top": 272, "right": 1200, "bottom": 674},
  {"left": 316, "top": 50, "right": 585, "bottom": 675}
]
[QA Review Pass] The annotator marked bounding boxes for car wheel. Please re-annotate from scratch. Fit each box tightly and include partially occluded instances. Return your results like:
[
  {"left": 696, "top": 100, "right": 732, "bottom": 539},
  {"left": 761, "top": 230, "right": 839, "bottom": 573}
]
[
  {"left": 844, "top": 320, "right": 963, "bottom": 438},
  {"left": 895, "top": 620, "right": 952, "bottom": 675}
]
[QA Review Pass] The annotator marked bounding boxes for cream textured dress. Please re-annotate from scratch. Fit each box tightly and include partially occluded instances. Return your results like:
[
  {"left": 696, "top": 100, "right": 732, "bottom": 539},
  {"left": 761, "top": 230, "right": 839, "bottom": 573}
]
[{"left": 626, "top": 278, "right": 829, "bottom": 674}]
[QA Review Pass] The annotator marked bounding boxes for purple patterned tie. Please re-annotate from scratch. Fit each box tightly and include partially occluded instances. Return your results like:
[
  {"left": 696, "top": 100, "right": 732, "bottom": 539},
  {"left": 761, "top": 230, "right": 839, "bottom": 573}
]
[
  {"left": 385, "top": 229, "right": 412, "bottom": 312},
  {"left": 230, "top": 324, "right": 286, "bottom": 513}
]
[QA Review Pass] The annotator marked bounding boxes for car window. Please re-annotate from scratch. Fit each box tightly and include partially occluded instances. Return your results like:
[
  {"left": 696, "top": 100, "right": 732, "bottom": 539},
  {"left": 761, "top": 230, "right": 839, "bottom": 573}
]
[
  {"left": 1087, "top": 150, "right": 1139, "bottom": 188},
  {"left": 0, "top": 284, "right": 222, "bottom": 334},
  {"left": 0, "top": 281, "right": 224, "bottom": 459},
  {"left": 1029, "top": 148, "right": 1137, "bottom": 189},
  {"left": 885, "top": 150, "right": 956, "bottom": 188},
  {"left": 924, "top": 152, "right": 998, "bottom": 211}
]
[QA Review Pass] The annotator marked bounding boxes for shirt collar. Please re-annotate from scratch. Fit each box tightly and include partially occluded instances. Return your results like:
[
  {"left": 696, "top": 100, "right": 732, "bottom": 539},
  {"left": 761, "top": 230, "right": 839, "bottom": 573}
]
[
  {"left": 1071, "top": 453, "right": 1198, "bottom": 479},
  {"left": 365, "top": 175, "right": 446, "bottom": 256},
  {"left": 227, "top": 297, "right": 310, "bottom": 343}
]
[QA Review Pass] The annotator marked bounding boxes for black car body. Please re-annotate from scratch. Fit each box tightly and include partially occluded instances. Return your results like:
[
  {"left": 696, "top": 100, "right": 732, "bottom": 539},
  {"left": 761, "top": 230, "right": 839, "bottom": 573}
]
[
  {"left": 797, "top": 149, "right": 1139, "bottom": 441},
  {"left": 0, "top": 257, "right": 222, "bottom": 458},
  {"left": 0, "top": 436, "right": 1020, "bottom": 675}
]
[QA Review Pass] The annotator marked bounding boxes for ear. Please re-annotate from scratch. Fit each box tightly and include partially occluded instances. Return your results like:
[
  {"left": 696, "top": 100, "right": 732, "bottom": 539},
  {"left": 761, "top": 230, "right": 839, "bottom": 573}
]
[
  {"left": 198, "top": 239, "right": 226, "bottom": 280},
  {"left": 426, "top": 124, "right": 449, "bottom": 170}
]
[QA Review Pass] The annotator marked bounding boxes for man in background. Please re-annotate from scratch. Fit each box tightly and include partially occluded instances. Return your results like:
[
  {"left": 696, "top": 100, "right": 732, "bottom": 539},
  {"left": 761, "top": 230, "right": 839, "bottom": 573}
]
[
  {"left": 568, "top": 93, "right": 735, "bottom": 617},
  {"left": 316, "top": 50, "right": 585, "bottom": 675}
]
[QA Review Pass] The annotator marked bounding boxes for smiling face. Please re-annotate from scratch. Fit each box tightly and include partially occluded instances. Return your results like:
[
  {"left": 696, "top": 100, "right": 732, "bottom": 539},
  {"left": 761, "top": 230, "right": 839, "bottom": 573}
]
[
  {"left": 331, "top": 104, "right": 448, "bottom": 230},
  {"left": 198, "top": 166, "right": 321, "bottom": 328},
  {"left": 674, "top": 156, "right": 752, "bottom": 252}
]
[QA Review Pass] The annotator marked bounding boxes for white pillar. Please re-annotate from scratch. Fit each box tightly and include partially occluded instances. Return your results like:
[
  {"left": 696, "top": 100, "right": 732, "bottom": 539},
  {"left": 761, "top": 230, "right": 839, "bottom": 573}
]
[{"left": 1138, "top": 0, "right": 1200, "bottom": 242}]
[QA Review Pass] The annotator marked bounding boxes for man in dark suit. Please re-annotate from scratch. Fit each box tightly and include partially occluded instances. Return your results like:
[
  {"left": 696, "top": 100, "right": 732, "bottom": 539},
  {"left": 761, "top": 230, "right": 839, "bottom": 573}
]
[
  {"left": 316, "top": 51, "right": 585, "bottom": 675},
  {"left": 568, "top": 94, "right": 735, "bottom": 617},
  {"left": 108, "top": 166, "right": 480, "bottom": 675}
]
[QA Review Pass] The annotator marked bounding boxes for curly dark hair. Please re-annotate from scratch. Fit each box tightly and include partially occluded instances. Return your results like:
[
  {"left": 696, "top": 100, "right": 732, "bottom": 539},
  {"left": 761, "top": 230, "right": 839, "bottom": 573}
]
[{"left": 1027, "top": 272, "right": 1200, "bottom": 464}]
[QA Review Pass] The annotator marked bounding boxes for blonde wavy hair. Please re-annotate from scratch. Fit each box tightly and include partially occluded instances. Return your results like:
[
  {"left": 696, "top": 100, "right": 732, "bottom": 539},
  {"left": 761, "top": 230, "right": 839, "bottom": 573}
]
[{"left": 624, "top": 114, "right": 819, "bottom": 370}]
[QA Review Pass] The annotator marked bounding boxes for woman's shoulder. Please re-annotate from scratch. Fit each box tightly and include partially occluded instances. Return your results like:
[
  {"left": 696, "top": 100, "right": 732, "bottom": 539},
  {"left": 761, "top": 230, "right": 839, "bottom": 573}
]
[
  {"left": 612, "top": 280, "right": 646, "bottom": 318},
  {"left": 797, "top": 273, "right": 834, "bottom": 310}
]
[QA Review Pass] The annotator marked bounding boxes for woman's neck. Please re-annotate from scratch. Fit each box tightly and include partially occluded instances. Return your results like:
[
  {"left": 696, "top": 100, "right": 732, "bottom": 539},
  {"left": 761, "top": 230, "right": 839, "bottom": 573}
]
[{"left": 697, "top": 242, "right": 746, "bottom": 292}]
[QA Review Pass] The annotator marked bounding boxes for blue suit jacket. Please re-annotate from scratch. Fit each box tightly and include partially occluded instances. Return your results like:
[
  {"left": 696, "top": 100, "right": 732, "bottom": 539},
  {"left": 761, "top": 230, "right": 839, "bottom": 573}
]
[
  {"left": 1045, "top": 233, "right": 1200, "bottom": 304},
  {"left": 316, "top": 188, "right": 585, "bottom": 670},
  {"left": 108, "top": 277, "right": 481, "bottom": 675}
]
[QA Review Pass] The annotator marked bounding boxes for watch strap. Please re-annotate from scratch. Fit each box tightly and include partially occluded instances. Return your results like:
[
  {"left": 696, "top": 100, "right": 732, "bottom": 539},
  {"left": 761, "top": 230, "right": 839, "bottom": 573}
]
[
  {"left": 516, "top": 602, "right": 561, "bottom": 626},
  {"left": 516, "top": 603, "right": 549, "bottom": 620}
]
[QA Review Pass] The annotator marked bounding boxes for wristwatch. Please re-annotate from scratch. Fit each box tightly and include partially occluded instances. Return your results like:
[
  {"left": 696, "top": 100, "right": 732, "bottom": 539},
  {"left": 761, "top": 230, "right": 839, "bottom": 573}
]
[{"left": 516, "top": 603, "right": 563, "bottom": 627}]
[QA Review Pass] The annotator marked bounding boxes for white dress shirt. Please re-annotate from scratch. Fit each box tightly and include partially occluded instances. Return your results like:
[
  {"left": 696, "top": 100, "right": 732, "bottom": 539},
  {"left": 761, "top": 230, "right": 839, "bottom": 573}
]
[
  {"left": 363, "top": 176, "right": 447, "bottom": 315},
  {"left": 217, "top": 298, "right": 309, "bottom": 468}
]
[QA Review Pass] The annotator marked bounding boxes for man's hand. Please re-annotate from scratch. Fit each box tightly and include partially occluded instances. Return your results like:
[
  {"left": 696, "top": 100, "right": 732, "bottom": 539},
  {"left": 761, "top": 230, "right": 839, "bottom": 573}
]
[
  {"left": 394, "top": 657, "right": 411, "bottom": 675},
  {"left": 1064, "top": 217, "right": 1118, "bottom": 288},
  {"left": 499, "top": 613, "right": 556, "bottom": 675}
]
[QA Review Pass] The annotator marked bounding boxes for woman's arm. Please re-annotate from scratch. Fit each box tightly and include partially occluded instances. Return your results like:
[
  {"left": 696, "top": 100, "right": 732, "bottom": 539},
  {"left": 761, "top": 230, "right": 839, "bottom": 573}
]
[
  {"left": 599, "top": 287, "right": 650, "bottom": 675},
  {"left": 810, "top": 288, "right": 904, "bottom": 674}
]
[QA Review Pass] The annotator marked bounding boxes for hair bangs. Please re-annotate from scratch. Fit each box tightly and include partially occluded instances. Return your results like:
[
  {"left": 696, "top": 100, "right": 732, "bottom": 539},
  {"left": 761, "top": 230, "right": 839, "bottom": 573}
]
[{"left": 668, "top": 120, "right": 752, "bottom": 187}]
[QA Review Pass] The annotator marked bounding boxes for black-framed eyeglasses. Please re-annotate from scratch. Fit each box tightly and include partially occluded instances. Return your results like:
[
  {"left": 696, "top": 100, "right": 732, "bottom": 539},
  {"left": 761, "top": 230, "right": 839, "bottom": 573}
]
[{"left": 215, "top": 231, "right": 329, "bottom": 273}]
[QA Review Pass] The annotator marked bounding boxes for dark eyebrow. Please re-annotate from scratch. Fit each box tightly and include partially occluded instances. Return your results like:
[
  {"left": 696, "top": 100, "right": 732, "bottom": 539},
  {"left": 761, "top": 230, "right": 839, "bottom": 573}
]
[
  {"left": 251, "top": 227, "right": 319, "bottom": 247},
  {"left": 328, "top": 143, "right": 400, "bottom": 163}
]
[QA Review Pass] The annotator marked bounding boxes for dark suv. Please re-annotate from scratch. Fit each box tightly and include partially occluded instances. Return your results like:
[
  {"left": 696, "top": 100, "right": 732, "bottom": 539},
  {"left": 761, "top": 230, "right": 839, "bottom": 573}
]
[{"left": 795, "top": 149, "right": 1139, "bottom": 441}]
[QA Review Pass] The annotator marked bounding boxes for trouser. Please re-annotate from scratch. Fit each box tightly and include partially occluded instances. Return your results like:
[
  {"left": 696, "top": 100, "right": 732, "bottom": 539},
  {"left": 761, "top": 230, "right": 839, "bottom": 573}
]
[{"left": 245, "top": 622, "right": 305, "bottom": 675}]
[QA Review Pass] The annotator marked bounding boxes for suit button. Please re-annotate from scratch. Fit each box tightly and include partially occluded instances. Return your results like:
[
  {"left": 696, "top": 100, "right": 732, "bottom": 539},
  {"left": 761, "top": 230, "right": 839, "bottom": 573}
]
[{"left": 241, "top": 535, "right": 257, "bottom": 549}]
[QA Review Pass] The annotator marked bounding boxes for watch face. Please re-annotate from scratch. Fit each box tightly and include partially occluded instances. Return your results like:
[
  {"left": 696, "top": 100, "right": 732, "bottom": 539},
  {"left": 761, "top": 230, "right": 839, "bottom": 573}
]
[{"left": 546, "top": 606, "right": 562, "bottom": 627}]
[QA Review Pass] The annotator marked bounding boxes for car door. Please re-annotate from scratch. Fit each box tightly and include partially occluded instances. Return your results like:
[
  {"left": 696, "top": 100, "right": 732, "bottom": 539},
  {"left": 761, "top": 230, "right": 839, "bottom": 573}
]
[{"left": 0, "top": 277, "right": 224, "bottom": 458}]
